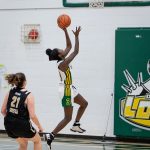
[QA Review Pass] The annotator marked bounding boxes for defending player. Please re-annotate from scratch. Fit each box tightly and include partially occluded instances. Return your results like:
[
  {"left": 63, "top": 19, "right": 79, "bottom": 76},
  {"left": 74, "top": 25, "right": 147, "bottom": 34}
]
[{"left": 1, "top": 72, "right": 43, "bottom": 150}]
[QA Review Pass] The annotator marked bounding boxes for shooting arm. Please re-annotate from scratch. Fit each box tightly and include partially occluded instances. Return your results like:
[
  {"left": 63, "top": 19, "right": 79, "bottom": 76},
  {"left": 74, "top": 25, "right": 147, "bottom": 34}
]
[
  {"left": 59, "top": 27, "right": 81, "bottom": 72},
  {"left": 61, "top": 28, "right": 72, "bottom": 57}
]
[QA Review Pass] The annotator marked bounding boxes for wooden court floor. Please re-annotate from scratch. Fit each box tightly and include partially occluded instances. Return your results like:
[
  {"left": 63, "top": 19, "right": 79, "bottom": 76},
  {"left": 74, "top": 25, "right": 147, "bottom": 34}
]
[{"left": 0, "top": 136, "right": 150, "bottom": 150}]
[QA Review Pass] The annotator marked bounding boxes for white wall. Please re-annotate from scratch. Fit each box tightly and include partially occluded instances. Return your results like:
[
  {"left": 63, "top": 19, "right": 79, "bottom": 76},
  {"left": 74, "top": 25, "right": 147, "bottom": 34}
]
[
  {"left": 0, "top": 0, "right": 62, "bottom": 9},
  {"left": 0, "top": 0, "right": 150, "bottom": 137}
]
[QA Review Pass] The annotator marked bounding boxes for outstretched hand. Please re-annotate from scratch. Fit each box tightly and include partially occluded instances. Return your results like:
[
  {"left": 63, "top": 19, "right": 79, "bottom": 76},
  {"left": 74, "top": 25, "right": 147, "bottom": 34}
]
[
  {"left": 72, "top": 26, "right": 81, "bottom": 37},
  {"left": 62, "top": 27, "right": 67, "bottom": 31}
]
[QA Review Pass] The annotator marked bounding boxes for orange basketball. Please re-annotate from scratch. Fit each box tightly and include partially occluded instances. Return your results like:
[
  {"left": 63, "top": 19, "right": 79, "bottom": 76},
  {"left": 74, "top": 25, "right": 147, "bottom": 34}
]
[{"left": 57, "top": 14, "right": 71, "bottom": 29}]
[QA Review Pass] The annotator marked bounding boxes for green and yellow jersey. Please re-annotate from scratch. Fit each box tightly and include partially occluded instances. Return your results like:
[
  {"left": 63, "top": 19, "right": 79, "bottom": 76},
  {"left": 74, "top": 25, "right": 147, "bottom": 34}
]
[{"left": 57, "top": 61, "right": 73, "bottom": 107}]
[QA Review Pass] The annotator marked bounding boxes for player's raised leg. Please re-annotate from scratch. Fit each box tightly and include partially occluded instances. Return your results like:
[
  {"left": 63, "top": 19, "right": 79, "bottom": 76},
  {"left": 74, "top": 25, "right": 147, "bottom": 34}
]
[{"left": 71, "top": 94, "right": 88, "bottom": 133}]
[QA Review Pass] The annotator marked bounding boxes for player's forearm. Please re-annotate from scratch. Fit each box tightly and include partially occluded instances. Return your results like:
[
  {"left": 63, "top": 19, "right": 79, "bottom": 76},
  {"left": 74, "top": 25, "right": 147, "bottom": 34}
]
[
  {"left": 1, "top": 109, "right": 6, "bottom": 117},
  {"left": 63, "top": 30, "right": 72, "bottom": 57},
  {"left": 1, "top": 106, "right": 7, "bottom": 117},
  {"left": 30, "top": 114, "right": 42, "bottom": 129},
  {"left": 74, "top": 36, "right": 79, "bottom": 54},
  {"left": 65, "top": 30, "right": 72, "bottom": 48}
]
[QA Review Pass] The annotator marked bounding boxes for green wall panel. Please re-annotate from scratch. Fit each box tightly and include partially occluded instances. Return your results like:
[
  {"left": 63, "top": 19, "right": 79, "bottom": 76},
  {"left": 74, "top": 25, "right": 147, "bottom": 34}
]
[{"left": 114, "top": 28, "right": 150, "bottom": 138}]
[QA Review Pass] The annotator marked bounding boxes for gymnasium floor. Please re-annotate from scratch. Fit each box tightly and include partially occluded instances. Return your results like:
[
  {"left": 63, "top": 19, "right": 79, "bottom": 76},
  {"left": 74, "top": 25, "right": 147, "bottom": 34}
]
[{"left": 1, "top": 135, "right": 150, "bottom": 150}]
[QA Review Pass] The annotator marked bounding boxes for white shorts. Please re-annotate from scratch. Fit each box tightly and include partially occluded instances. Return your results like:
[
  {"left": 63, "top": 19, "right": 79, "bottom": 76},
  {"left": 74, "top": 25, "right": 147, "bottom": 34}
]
[{"left": 58, "top": 83, "right": 79, "bottom": 107}]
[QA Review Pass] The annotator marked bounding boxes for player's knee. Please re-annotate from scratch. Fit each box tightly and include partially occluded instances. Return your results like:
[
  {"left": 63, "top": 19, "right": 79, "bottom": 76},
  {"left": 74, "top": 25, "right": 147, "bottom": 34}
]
[
  {"left": 19, "top": 143, "right": 28, "bottom": 149},
  {"left": 33, "top": 133, "right": 42, "bottom": 143},
  {"left": 85, "top": 101, "right": 88, "bottom": 107},
  {"left": 83, "top": 100, "right": 88, "bottom": 108},
  {"left": 34, "top": 139, "right": 41, "bottom": 145},
  {"left": 64, "top": 116, "right": 72, "bottom": 122}
]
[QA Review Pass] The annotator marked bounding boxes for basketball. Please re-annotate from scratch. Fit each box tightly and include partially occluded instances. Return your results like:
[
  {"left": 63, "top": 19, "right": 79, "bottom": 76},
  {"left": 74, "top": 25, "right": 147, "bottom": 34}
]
[
  {"left": 28, "top": 29, "right": 39, "bottom": 40},
  {"left": 57, "top": 14, "right": 71, "bottom": 29}
]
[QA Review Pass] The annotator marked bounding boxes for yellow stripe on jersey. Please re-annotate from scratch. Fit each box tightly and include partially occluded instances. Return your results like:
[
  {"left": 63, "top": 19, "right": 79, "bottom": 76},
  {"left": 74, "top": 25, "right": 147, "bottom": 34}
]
[
  {"left": 66, "top": 70, "right": 70, "bottom": 84},
  {"left": 65, "top": 85, "right": 71, "bottom": 96},
  {"left": 64, "top": 67, "right": 72, "bottom": 85}
]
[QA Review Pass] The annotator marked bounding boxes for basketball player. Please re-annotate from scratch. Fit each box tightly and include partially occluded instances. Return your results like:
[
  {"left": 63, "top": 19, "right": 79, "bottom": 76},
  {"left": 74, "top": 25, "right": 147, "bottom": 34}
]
[
  {"left": 1, "top": 73, "right": 43, "bottom": 150},
  {"left": 45, "top": 26, "right": 88, "bottom": 149}
]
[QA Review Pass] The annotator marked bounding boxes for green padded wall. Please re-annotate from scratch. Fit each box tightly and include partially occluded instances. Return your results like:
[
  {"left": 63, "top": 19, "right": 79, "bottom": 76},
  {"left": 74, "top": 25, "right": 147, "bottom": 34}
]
[{"left": 114, "top": 28, "right": 150, "bottom": 138}]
